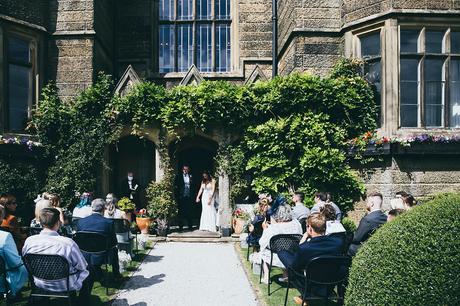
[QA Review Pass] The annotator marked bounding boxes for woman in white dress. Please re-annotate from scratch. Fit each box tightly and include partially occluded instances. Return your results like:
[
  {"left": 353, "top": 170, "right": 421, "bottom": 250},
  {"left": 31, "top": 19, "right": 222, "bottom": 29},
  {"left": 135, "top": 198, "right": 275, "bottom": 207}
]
[{"left": 195, "top": 171, "right": 217, "bottom": 232}]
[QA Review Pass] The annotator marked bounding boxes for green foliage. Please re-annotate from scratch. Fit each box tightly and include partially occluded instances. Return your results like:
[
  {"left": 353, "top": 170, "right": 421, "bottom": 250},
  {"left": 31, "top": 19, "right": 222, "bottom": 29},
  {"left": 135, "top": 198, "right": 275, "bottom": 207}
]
[
  {"left": 245, "top": 112, "right": 366, "bottom": 212},
  {"left": 118, "top": 197, "right": 136, "bottom": 212},
  {"left": 145, "top": 140, "right": 177, "bottom": 222},
  {"left": 215, "top": 144, "right": 251, "bottom": 205},
  {"left": 341, "top": 217, "right": 357, "bottom": 233},
  {"left": 32, "top": 73, "right": 118, "bottom": 206},
  {"left": 345, "top": 193, "right": 460, "bottom": 306},
  {"left": 31, "top": 59, "right": 376, "bottom": 214},
  {"left": 0, "top": 158, "right": 43, "bottom": 220}
]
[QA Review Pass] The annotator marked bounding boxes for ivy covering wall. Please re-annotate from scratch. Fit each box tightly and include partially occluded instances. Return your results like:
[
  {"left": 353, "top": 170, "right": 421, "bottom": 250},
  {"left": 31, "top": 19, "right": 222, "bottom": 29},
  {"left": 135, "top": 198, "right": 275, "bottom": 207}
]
[{"left": 24, "top": 58, "right": 377, "bottom": 213}]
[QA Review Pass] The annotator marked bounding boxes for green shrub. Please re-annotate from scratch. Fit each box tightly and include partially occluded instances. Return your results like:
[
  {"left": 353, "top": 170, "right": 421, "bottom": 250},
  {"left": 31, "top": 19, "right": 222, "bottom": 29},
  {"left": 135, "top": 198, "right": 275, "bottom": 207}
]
[
  {"left": 341, "top": 217, "right": 357, "bottom": 233},
  {"left": 345, "top": 193, "right": 460, "bottom": 306}
]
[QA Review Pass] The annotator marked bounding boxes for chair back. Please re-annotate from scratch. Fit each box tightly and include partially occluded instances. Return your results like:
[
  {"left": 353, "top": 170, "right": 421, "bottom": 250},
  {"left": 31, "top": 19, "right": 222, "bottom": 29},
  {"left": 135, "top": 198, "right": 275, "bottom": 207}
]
[
  {"left": 252, "top": 219, "right": 265, "bottom": 237},
  {"left": 23, "top": 254, "right": 70, "bottom": 281},
  {"left": 305, "top": 256, "right": 351, "bottom": 285},
  {"left": 269, "top": 234, "right": 303, "bottom": 254},
  {"left": 299, "top": 217, "right": 307, "bottom": 233},
  {"left": 0, "top": 256, "right": 6, "bottom": 295},
  {"left": 28, "top": 227, "right": 43, "bottom": 236},
  {"left": 73, "top": 231, "right": 109, "bottom": 254},
  {"left": 113, "top": 219, "right": 130, "bottom": 234}
]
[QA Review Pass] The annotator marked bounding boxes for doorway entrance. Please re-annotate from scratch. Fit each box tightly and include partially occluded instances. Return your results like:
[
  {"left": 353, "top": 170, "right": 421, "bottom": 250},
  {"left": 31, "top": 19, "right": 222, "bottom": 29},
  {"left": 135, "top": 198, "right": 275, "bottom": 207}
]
[
  {"left": 170, "top": 136, "right": 218, "bottom": 226},
  {"left": 110, "top": 136, "right": 156, "bottom": 208}
]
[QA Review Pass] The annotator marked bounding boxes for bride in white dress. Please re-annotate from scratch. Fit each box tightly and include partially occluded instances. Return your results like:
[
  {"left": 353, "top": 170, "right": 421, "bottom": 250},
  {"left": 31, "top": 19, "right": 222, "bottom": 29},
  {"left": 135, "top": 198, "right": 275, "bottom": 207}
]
[{"left": 195, "top": 171, "right": 217, "bottom": 232}]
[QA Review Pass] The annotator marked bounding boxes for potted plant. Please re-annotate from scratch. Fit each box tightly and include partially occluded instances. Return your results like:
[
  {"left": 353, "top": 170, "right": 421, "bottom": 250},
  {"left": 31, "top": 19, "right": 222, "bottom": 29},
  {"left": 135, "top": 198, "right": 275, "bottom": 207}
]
[
  {"left": 146, "top": 176, "right": 177, "bottom": 237},
  {"left": 118, "top": 197, "right": 136, "bottom": 220},
  {"left": 232, "top": 207, "right": 250, "bottom": 235},
  {"left": 135, "top": 208, "right": 152, "bottom": 234}
]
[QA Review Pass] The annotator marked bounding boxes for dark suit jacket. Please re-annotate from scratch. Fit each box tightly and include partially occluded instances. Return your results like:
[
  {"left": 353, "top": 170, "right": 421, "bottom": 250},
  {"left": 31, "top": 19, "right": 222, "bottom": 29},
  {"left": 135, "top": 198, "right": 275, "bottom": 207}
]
[
  {"left": 279, "top": 235, "right": 344, "bottom": 272},
  {"left": 76, "top": 213, "right": 118, "bottom": 265},
  {"left": 348, "top": 210, "right": 387, "bottom": 256},
  {"left": 175, "top": 173, "right": 195, "bottom": 199}
]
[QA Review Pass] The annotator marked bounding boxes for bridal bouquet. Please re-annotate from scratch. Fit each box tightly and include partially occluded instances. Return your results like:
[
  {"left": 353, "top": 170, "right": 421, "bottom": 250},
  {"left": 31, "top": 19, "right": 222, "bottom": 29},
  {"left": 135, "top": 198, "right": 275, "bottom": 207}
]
[{"left": 118, "top": 250, "right": 132, "bottom": 273}]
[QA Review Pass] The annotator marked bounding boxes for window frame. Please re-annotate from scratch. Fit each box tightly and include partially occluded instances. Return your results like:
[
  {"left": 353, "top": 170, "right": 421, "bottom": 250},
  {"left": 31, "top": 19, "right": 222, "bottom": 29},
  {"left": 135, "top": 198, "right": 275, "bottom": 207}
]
[
  {"left": 398, "top": 26, "right": 460, "bottom": 129},
  {"left": 1, "top": 25, "right": 39, "bottom": 134},
  {"left": 157, "top": 0, "right": 232, "bottom": 74}
]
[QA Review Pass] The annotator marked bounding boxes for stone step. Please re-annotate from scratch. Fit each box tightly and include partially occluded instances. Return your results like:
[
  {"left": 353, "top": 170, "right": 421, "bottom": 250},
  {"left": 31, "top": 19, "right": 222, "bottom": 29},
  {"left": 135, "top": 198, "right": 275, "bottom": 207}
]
[{"left": 166, "top": 237, "right": 238, "bottom": 243}]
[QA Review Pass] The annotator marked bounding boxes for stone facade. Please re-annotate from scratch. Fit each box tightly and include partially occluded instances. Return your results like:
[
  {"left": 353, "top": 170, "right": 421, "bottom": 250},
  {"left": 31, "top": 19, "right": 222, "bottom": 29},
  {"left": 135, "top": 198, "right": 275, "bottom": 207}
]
[{"left": 1, "top": 0, "right": 460, "bottom": 223}]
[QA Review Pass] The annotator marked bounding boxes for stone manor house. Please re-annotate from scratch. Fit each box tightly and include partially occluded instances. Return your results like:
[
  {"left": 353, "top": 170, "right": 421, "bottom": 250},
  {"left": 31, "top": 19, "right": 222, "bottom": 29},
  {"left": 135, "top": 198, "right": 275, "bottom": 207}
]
[{"left": 1, "top": 0, "right": 460, "bottom": 224}]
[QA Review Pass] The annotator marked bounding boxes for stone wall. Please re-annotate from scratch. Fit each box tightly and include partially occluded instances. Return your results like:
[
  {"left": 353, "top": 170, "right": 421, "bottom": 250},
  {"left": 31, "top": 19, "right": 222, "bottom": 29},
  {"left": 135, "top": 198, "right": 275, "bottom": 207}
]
[
  {"left": 48, "top": 0, "right": 96, "bottom": 99},
  {"left": 0, "top": 0, "right": 48, "bottom": 28},
  {"left": 277, "top": 0, "right": 341, "bottom": 76}
]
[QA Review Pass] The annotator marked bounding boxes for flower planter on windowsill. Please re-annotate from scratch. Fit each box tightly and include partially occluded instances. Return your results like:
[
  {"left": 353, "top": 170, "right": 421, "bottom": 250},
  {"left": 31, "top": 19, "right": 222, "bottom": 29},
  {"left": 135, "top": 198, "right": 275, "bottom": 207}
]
[{"left": 393, "top": 142, "right": 460, "bottom": 155}]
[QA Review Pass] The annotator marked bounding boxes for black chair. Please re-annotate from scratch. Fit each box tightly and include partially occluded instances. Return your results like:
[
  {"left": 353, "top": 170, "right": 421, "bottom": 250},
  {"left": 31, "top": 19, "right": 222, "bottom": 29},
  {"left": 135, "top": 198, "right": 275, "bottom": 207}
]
[
  {"left": 73, "top": 231, "right": 111, "bottom": 295},
  {"left": 113, "top": 219, "right": 136, "bottom": 255},
  {"left": 0, "top": 256, "right": 9, "bottom": 302},
  {"left": 246, "top": 218, "right": 264, "bottom": 261},
  {"left": 259, "top": 234, "right": 302, "bottom": 296},
  {"left": 299, "top": 217, "right": 307, "bottom": 234},
  {"left": 28, "top": 227, "right": 43, "bottom": 236},
  {"left": 23, "top": 254, "right": 76, "bottom": 306},
  {"left": 284, "top": 255, "right": 352, "bottom": 306}
]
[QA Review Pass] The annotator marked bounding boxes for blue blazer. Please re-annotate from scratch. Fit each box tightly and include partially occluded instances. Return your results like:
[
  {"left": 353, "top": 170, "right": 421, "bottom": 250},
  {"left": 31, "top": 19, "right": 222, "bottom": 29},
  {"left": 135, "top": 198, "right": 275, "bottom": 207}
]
[
  {"left": 278, "top": 235, "right": 344, "bottom": 271},
  {"left": 76, "top": 213, "right": 117, "bottom": 247}
]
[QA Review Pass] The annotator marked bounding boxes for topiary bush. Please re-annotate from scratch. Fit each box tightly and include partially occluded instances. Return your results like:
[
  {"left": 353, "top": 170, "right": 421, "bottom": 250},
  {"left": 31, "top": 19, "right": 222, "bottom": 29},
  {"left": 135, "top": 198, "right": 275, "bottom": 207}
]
[{"left": 345, "top": 193, "right": 460, "bottom": 306}]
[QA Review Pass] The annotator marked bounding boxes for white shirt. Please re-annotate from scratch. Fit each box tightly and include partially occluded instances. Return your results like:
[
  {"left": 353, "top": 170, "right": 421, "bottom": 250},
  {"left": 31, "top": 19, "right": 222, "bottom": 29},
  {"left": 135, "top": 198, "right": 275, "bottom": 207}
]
[
  {"left": 72, "top": 206, "right": 92, "bottom": 219},
  {"left": 22, "top": 229, "right": 89, "bottom": 291},
  {"left": 104, "top": 209, "right": 124, "bottom": 219},
  {"left": 292, "top": 202, "right": 310, "bottom": 220}
]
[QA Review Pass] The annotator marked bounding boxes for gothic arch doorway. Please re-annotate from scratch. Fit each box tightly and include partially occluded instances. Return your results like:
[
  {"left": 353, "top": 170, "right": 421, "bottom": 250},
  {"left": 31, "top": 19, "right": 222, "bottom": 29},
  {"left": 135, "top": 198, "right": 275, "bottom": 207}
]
[
  {"left": 170, "top": 136, "right": 218, "bottom": 227},
  {"left": 110, "top": 136, "right": 156, "bottom": 208}
]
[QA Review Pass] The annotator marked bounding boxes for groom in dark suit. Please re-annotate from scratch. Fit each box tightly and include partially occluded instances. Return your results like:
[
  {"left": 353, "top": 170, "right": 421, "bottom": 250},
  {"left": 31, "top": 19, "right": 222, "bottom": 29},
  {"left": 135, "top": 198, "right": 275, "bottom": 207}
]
[
  {"left": 175, "top": 165, "right": 194, "bottom": 231},
  {"left": 121, "top": 171, "right": 141, "bottom": 209}
]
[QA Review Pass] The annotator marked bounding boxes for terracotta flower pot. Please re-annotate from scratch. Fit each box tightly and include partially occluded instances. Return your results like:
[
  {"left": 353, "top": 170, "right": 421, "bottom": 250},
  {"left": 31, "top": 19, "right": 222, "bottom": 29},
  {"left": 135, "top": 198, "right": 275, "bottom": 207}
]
[
  {"left": 136, "top": 217, "right": 152, "bottom": 234},
  {"left": 232, "top": 218, "right": 246, "bottom": 235}
]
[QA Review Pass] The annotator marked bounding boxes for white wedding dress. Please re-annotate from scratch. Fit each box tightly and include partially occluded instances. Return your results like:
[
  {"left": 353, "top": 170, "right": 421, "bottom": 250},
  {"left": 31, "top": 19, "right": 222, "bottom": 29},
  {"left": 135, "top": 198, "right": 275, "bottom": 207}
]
[{"left": 199, "top": 182, "right": 217, "bottom": 232}]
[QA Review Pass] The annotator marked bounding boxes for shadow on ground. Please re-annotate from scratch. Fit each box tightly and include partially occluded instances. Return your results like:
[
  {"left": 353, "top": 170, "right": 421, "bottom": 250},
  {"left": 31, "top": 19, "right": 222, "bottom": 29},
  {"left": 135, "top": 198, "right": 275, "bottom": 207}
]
[{"left": 121, "top": 273, "right": 166, "bottom": 291}]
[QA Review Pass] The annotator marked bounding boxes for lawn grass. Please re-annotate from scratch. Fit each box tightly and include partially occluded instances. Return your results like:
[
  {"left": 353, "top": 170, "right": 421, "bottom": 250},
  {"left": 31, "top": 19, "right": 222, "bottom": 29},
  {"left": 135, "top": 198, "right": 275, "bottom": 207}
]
[
  {"left": 7, "top": 243, "right": 153, "bottom": 306},
  {"left": 236, "top": 244, "right": 338, "bottom": 306}
]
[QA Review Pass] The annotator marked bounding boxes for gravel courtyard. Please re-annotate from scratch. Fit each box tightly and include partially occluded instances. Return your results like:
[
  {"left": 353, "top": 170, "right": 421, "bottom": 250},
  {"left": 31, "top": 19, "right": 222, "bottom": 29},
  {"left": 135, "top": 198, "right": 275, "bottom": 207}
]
[{"left": 112, "top": 242, "right": 259, "bottom": 306}]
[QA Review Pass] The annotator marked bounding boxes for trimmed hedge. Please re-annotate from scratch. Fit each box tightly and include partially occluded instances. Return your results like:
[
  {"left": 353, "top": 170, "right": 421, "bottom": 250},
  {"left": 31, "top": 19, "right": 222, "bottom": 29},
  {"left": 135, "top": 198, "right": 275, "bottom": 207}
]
[{"left": 345, "top": 193, "right": 460, "bottom": 306}]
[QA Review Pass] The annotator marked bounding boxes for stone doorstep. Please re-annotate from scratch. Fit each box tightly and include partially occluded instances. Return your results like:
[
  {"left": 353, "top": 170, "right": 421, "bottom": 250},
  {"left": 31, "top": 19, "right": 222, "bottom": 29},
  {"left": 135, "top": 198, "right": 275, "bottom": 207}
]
[{"left": 166, "top": 237, "right": 239, "bottom": 243}]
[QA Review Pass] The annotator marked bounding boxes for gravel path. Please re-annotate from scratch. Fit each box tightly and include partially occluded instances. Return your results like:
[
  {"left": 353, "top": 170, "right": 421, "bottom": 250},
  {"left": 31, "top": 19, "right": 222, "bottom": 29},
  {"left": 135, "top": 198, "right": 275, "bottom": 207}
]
[{"left": 112, "top": 242, "right": 259, "bottom": 306}]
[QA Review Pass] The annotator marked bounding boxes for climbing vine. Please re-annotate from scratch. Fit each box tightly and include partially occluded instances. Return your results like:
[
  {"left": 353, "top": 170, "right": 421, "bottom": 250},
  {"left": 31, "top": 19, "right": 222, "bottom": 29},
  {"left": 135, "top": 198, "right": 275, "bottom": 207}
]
[{"left": 27, "top": 58, "right": 377, "bottom": 214}]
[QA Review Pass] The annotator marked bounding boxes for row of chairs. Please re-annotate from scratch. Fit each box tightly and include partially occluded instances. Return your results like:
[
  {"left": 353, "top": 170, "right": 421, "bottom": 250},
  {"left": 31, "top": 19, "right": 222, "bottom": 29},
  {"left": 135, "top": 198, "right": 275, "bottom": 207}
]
[{"left": 256, "top": 233, "right": 351, "bottom": 306}]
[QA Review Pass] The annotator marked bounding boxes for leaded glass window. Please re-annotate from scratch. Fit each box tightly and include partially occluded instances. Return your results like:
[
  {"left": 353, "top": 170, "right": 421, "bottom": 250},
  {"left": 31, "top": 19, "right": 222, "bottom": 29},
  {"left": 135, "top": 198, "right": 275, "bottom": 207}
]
[
  {"left": 159, "top": 0, "right": 231, "bottom": 73},
  {"left": 399, "top": 28, "right": 459, "bottom": 128}
]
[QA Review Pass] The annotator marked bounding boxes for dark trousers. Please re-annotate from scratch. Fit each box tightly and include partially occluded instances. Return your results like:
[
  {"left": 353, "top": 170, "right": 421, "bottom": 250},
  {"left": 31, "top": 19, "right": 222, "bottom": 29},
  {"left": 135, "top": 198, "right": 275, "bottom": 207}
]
[
  {"left": 78, "top": 267, "right": 95, "bottom": 304},
  {"left": 178, "top": 196, "right": 193, "bottom": 229}
]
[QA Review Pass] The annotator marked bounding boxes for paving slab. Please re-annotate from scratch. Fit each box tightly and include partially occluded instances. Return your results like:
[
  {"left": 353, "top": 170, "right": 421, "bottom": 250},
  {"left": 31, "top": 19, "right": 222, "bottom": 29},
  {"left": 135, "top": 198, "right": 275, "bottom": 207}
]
[{"left": 112, "top": 242, "right": 259, "bottom": 306}]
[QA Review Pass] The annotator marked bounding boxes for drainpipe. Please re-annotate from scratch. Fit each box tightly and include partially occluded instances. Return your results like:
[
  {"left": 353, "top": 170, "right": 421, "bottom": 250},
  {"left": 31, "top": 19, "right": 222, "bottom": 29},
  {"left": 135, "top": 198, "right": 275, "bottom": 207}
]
[{"left": 272, "top": 0, "right": 278, "bottom": 78}]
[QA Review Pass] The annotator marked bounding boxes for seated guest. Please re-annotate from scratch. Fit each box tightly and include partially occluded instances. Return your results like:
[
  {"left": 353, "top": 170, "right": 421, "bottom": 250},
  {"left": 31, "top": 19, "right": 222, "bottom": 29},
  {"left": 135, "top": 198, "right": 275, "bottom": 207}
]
[
  {"left": 247, "top": 198, "right": 269, "bottom": 246},
  {"left": 402, "top": 194, "right": 417, "bottom": 211},
  {"left": 266, "top": 195, "right": 285, "bottom": 223},
  {"left": 0, "top": 194, "right": 26, "bottom": 253},
  {"left": 310, "top": 192, "right": 341, "bottom": 221},
  {"left": 387, "top": 208, "right": 405, "bottom": 222},
  {"left": 0, "top": 205, "right": 28, "bottom": 298},
  {"left": 104, "top": 193, "right": 126, "bottom": 219},
  {"left": 30, "top": 198, "right": 52, "bottom": 228},
  {"left": 348, "top": 192, "right": 387, "bottom": 257},
  {"left": 278, "top": 212, "right": 344, "bottom": 304},
  {"left": 77, "top": 198, "right": 121, "bottom": 278},
  {"left": 291, "top": 192, "right": 310, "bottom": 221},
  {"left": 72, "top": 192, "right": 93, "bottom": 219},
  {"left": 390, "top": 191, "right": 407, "bottom": 210},
  {"left": 257, "top": 205, "right": 302, "bottom": 284},
  {"left": 22, "top": 208, "right": 91, "bottom": 303}
]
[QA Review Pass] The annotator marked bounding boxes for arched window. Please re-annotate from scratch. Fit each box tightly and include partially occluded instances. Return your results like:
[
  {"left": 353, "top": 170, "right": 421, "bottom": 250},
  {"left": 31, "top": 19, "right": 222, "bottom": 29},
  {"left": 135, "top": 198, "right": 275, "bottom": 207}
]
[{"left": 159, "top": 0, "right": 231, "bottom": 73}]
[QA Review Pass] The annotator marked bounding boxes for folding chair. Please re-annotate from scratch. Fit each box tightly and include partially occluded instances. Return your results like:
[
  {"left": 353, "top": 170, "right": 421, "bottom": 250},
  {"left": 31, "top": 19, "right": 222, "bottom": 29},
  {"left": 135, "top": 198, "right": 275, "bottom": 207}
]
[
  {"left": 113, "top": 219, "right": 136, "bottom": 256},
  {"left": 246, "top": 218, "right": 264, "bottom": 261},
  {"left": 23, "top": 254, "right": 76, "bottom": 306},
  {"left": 73, "top": 231, "right": 111, "bottom": 295},
  {"left": 259, "top": 234, "right": 302, "bottom": 295},
  {"left": 284, "top": 255, "right": 351, "bottom": 306}
]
